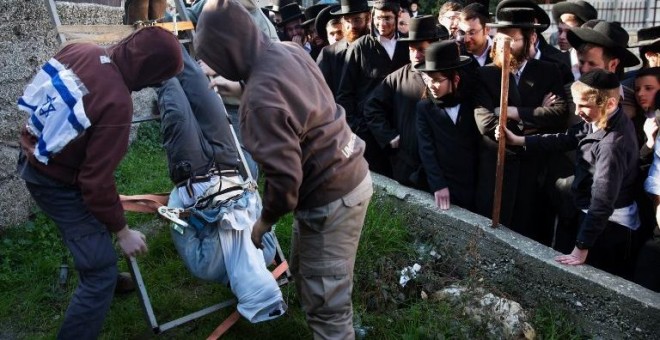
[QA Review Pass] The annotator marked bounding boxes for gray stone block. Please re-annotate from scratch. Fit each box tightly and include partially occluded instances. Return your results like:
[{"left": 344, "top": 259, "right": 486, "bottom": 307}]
[{"left": 0, "top": 0, "right": 156, "bottom": 230}]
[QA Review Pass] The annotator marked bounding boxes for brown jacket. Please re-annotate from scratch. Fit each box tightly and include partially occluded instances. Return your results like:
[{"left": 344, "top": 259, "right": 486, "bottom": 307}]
[
  {"left": 195, "top": 0, "right": 369, "bottom": 224},
  {"left": 20, "top": 27, "right": 183, "bottom": 231}
]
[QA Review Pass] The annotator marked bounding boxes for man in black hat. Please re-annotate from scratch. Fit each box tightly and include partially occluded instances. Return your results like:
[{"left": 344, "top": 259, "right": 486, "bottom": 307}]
[
  {"left": 300, "top": 3, "right": 330, "bottom": 60},
  {"left": 316, "top": 5, "right": 343, "bottom": 45},
  {"left": 565, "top": 20, "right": 640, "bottom": 122},
  {"left": 473, "top": 7, "right": 568, "bottom": 243},
  {"left": 497, "top": 0, "right": 574, "bottom": 85},
  {"left": 552, "top": 0, "right": 598, "bottom": 80},
  {"left": 316, "top": 0, "right": 371, "bottom": 96},
  {"left": 623, "top": 26, "right": 660, "bottom": 87},
  {"left": 364, "top": 15, "right": 448, "bottom": 189},
  {"left": 416, "top": 40, "right": 479, "bottom": 211},
  {"left": 277, "top": 3, "right": 306, "bottom": 44},
  {"left": 336, "top": 0, "right": 410, "bottom": 177},
  {"left": 498, "top": 69, "right": 641, "bottom": 279}
]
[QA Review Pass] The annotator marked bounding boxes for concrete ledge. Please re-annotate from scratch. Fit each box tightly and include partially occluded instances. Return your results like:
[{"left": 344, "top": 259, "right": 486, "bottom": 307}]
[{"left": 372, "top": 172, "right": 660, "bottom": 338}]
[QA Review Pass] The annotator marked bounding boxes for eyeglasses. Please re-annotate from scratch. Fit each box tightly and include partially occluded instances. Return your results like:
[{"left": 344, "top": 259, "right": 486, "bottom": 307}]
[
  {"left": 456, "top": 28, "right": 483, "bottom": 38},
  {"left": 440, "top": 13, "right": 460, "bottom": 22}
]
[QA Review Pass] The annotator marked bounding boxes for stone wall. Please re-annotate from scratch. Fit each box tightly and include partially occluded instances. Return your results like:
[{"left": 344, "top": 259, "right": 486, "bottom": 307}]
[
  {"left": 373, "top": 173, "right": 660, "bottom": 338},
  {"left": 0, "top": 1, "right": 155, "bottom": 230}
]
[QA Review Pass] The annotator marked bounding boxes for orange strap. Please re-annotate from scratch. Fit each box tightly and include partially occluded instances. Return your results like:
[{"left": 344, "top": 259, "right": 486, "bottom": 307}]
[
  {"left": 119, "top": 194, "right": 170, "bottom": 213},
  {"left": 206, "top": 311, "right": 240, "bottom": 340},
  {"left": 206, "top": 261, "right": 290, "bottom": 339}
]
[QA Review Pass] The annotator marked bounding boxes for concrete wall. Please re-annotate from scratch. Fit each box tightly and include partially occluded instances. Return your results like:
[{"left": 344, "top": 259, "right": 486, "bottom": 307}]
[
  {"left": 0, "top": 1, "right": 155, "bottom": 229},
  {"left": 372, "top": 173, "right": 660, "bottom": 338}
]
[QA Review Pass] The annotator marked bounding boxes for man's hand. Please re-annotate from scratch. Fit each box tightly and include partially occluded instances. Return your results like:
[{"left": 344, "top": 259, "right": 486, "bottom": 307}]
[
  {"left": 291, "top": 35, "right": 304, "bottom": 47},
  {"left": 116, "top": 226, "right": 147, "bottom": 257},
  {"left": 554, "top": 246, "right": 588, "bottom": 265},
  {"left": 198, "top": 60, "right": 217, "bottom": 77},
  {"left": 389, "top": 135, "right": 401, "bottom": 149},
  {"left": 209, "top": 74, "right": 243, "bottom": 98},
  {"left": 434, "top": 188, "right": 451, "bottom": 210},
  {"left": 542, "top": 92, "right": 558, "bottom": 107},
  {"left": 494, "top": 124, "right": 524, "bottom": 146},
  {"left": 644, "top": 117, "right": 658, "bottom": 149},
  {"left": 251, "top": 218, "right": 274, "bottom": 249}
]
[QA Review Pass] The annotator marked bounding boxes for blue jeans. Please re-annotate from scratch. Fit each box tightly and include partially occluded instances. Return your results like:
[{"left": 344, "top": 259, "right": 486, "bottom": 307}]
[{"left": 18, "top": 155, "right": 118, "bottom": 340}]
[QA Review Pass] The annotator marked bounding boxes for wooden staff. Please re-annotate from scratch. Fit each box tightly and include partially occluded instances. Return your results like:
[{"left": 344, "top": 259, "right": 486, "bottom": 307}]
[{"left": 492, "top": 34, "right": 513, "bottom": 228}]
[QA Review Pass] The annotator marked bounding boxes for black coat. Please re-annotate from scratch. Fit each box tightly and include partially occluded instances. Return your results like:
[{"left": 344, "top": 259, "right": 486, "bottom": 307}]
[
  {"left": 316, "top": 39, "right": 350, "bottom": 97},
  {"left": 417, "top": 97, "right": 480, "bottom": 209},
  {"left": 475, "top": 58, "right": 568, "bottom": 142},
  {"left": 336, "top": 34, "right": 410, "bottom": 134},
  {"left": 473, "top": 58, "right": 568, "bottom": 232},
  {"left": 364, "top": 64, "right": 427, "bottom": 188},
  {"left": 538, "top": 37, "right": 574, "bottom": 85},
  {"left": 525, "top": 109, "right": 639, "bottom": 248}
]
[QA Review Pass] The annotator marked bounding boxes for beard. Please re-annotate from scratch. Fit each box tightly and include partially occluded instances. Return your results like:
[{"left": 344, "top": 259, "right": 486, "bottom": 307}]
[
  {"left": 492, "top": 43, "right": 525, "bottom": 71},
  {"left": 345, "top": 25, "right": 370, "bottom": 43}
]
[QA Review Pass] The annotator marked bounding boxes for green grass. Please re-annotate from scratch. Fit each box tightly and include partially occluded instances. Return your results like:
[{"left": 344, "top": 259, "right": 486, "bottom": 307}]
[{"left": 0, "top": 122, "right": 583, "bottom": 339}]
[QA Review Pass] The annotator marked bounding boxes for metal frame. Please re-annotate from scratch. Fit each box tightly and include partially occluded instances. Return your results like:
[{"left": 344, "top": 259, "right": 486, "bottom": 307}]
[{"left": 127, "top": 237, "right": 291, "bottom": 334}]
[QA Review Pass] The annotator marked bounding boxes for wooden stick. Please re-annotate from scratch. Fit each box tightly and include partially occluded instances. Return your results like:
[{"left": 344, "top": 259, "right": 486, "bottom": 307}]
[{"left": 492, "top": 34, "right": 513, "bottom": 228}]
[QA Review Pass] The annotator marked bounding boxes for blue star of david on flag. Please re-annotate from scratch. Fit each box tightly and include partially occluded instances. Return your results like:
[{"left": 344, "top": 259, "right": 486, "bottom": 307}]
[{"left": 39, "top": 95, "right": 57, "bottom": 117}]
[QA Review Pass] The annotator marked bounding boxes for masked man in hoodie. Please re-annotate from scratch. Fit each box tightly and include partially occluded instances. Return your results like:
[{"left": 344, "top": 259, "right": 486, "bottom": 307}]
[
  {"left": 195, "top": 1, "right": 373, "bottom": 338},
  {"left": 16, "top": 27, "right": 183, "bottom": 339}
]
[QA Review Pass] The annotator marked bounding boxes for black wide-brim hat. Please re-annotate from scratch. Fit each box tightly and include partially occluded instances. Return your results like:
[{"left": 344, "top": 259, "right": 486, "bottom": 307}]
[
  {"left": 496, "top": 0, "right": 550, "bottom": 33},
  {"left": 302, "top": 3, "right": 330, "bottom": 28},
  {"left": 331, "top": 0, "right": 371, "bottom": 16},
  {"left": 567, "top": 20, "right": 640, "bottom": 68},
  {"left": 415, "top": 40, "right": 472, "bottom": 72},
  {"left": 552, "top": 0, "right": 598, "bottom": 25},
  {"left": 487, "top": 7, "right": 545, "bottom": 30},
  {"left": 277, "top": 3, "right": 306, "bottom": 26},
  {"left": 630, "top": 26, "right": 660, "bottom": 48},
  {"left": 399, "top": 15, "right": 449, "bottom": 42},
  {"left": 263, "top": 0, "right": 297, "bottom": 13},
  {"left": 316, "top": 4, "right": 341, "bottom": 42}
]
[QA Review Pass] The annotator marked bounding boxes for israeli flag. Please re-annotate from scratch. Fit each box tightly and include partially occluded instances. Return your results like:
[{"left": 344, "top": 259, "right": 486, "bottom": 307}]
[{"left": 17, "top": 58, "right": 90, "bottom": 164}]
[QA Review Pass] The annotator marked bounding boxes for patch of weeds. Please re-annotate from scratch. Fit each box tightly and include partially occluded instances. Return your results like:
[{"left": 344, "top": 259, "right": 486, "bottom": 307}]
[{"left": 531, "top": 302, "right": 584, "bottom": 340}]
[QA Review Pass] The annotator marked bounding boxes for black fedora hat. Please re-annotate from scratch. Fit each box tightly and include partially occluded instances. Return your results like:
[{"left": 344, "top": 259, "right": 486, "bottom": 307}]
[
  {"left": 316, "top": 4, "right": 341, "bottom": 42},
  {"left": 400, "top": 15, "right": 449, "bottom": 42},
  {"left": 630, "top": 26, "right": 660, "bottom": 48},
  {"left": 331, "top": 0, "right": 371, "bottom": 16},
  {"left": 302, "top": 4, "right": 330, "bottom": 27},
  {"left": 487, "top": 7, "right": 544, "bottom": 29},
  {"left": 372, "top": 0, "right": 400, "bottom": 12},
  {"left": 552, "top": 0, "right": 597, "bottom": 25},
  {"left": 263, "top": 0, "right": 297, "bottom": 13},
  {"left": 567, "top": 20, "right": 640, "bottom": 67},
  {"left": 496, "top": 0, "right": 550, "bottom": 33},
  {"left": 277, "top": 3, "right": 306, "bottom": 26},
  {"left": 415, "top": 40, "right": 472, "bottom": 72}
]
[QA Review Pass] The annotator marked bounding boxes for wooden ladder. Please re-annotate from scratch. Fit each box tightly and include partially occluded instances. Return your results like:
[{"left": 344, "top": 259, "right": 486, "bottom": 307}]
[{"left": 43, "top": 0, "right": 195, "bottom": 46}]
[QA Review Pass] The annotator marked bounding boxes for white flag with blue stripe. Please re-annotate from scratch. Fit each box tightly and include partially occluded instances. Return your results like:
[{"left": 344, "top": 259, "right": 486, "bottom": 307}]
[{"left": 18, "top": 58, "right": 90, "bottom": 164}]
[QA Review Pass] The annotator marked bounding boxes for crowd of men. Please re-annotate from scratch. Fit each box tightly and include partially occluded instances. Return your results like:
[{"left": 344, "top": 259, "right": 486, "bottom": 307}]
[
  {"left": 262, "top": 0, "right": 660, "bottom": 294},
  {"left": 17, "top": 0, "right": 660, "bottom": 338}
]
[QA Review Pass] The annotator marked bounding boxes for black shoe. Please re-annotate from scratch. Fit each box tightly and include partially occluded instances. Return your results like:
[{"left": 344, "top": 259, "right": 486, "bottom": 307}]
[{"left": 115, "top": 272, "right": 136, "bottom": 294}]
